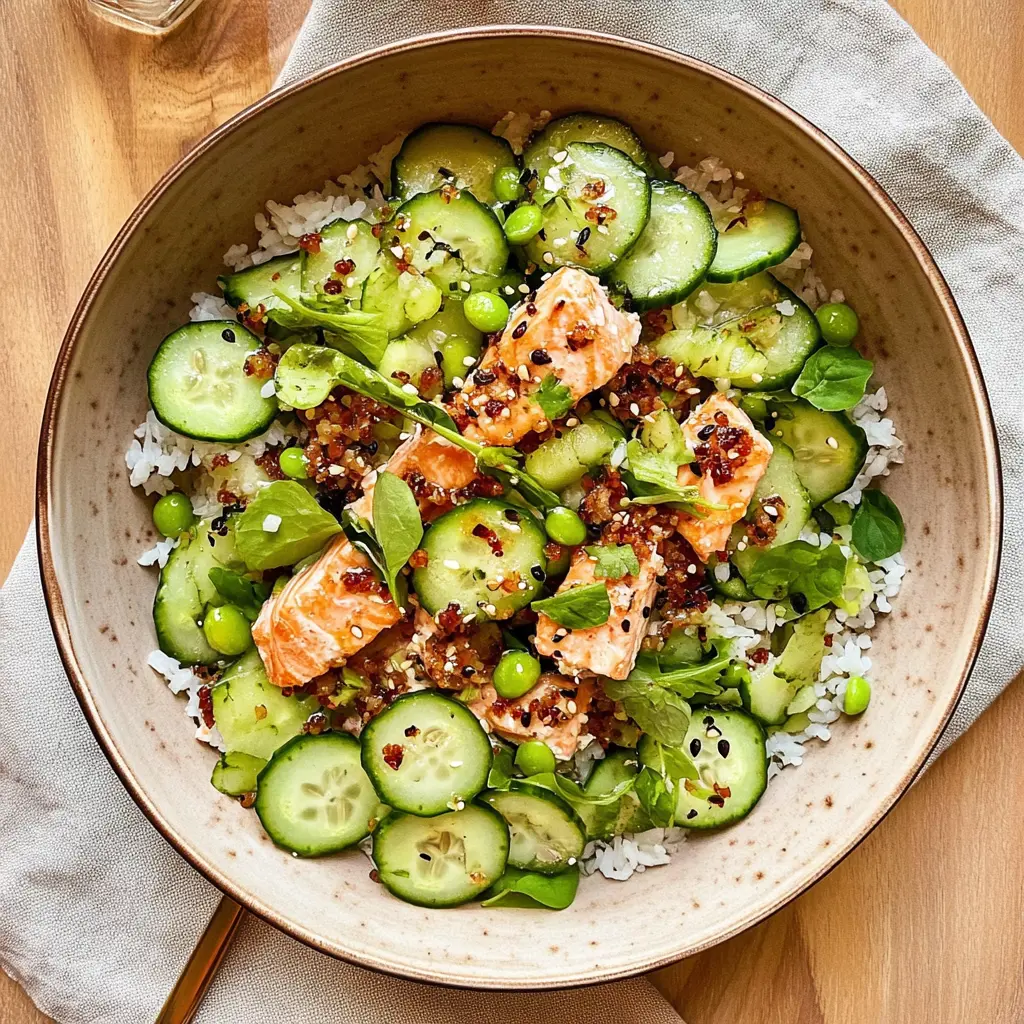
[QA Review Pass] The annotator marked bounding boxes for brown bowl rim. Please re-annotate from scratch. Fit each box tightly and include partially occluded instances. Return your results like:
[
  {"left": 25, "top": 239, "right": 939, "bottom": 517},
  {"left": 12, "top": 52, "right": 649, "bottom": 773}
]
[{"left": 35, "top": 24, "right": 1002, "bottom": 990}]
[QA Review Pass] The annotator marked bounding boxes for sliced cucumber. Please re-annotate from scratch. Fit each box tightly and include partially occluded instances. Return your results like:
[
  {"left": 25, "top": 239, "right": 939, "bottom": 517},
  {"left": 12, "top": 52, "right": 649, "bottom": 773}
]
[
  {"left": 523, "top": 412, "right": 625, "bottom": 492},
  {"left": 523, "top": 142, "right": 650, "bottom": 275},
  {"left": 300, "top": 218, "right": 378, "bottom": 302},
  {"left": 607, "top": 181, "right": 717, "bottom": 310},
  {"left": 218, "top": 253, "right": 302, "bottom": 322},
  {"left": 388, "top": 189, "right": 509, "bottom": 291},
  {"left": 147, "top": 321, "right": 277, "bottom": 442},
  {"left": 674, "top": 708, "right": 767, "bottom": 828},
  {"left": 524, "top": 113, "right": 662, "bottom": 204},
  {"left": 578, "top": 748, "right": 652, "bottom": 840},
  {"left": 211, "top": 750, "right": 267, "bottom": 796},
  {"left": 373, "top": 805, "right": 509, "bottom": 907},
  {"left": 254, "top": 733, "right": 381, "bottom": 856},
  {"left": 480, "top": 782, "right": 586, "bottom": 874},
  {"left": 393, "top": 123, "right": 518, "bottom": 206},
  {"left": 360, "top": 691, "right": 492, "bottom": 815},
  {"left": 210, "top": 649, "right": 319, "bottom": 760},
  {"left": 768, "top": 399, "right": 868, "bottom": 506},
  {"left": 706, "top": 199, "right": 800, "bottom": 283},
  {"left": 376, "top": 337, "right": 437, "bottom": 389},
  {"left": 738, "top": 665, "right": 795, "bottom": 726},
  {"left": 360, "top": 252, "right": 443, "bottom": 339},
  {"left": 412, "top": 499, "right": 547, "bottom": 620}
]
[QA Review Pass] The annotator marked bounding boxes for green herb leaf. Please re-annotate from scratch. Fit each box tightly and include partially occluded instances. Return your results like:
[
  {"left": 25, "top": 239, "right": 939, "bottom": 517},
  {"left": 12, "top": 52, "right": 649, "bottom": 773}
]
[
  {"left": 634, "top": 766, "right": 678, "bottom": 827},
  {"left": 627, "top": 648, "right": 728, "bottom": 697},
  {"left": 371, "top": 471, "right": 423, "bottom": 610},
  {"left": 532, "top": 373, "right": 574, "bottom": 421},
  {"left": 271, "top": 290, "right": 388, "bottom": 365},
  {"left": 235, "top": 481, "right": 343, "bottom": 570},
  {"left": 623, "top": 439, "right": 721, "bottom": 515},
  {"left": 602, "top": 676, "right": 691, "bottom": 746},
  {"left": 487, "top": 742, "right": 517, "bottom": 790},
  {"left": 742, "top": 540, "right": 847, "bottom": 610},
  {"left": 481, "top": 866, "right": 579, "bottom": 910},
  {"left": 584, "top": 543, "right": 640, "bottom": 580},
  {"left": 208, "top": 568, "right": 270, "bottom": 620},
  {"left": 792, "top": 347, "right": 873, "bottom": 411},
  {"left": 641, "top": 739, "right": 699, "bottom": 781},
  {"left": 851, "top": 488, "right": 905, "bottom": 561},
  {"left": 532, "top": 581, "right": 611, "bottom": 629}
]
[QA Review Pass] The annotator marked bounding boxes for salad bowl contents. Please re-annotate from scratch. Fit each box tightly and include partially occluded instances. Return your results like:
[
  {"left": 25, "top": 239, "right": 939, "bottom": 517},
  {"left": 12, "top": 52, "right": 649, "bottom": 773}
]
[{"left": 131, "top": 109, "right": 908, "bottom": 910}]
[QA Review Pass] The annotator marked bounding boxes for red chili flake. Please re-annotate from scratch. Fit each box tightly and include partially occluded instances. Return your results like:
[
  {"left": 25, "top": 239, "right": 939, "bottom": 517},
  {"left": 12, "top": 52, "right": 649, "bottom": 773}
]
[
  {"left": 408, "top": 548, "right": 429, "bottom": 569},
  {"left": 382, "top": 743, "right": 405, "bottom": 770},
  {"left": 543, "top": 541, "right": 565, "bottom": 562},
  {"left": 750, "top": 648, "right": 770, "bottom": 665},
  {"left": 302, "top": 712, "right": 327, "bottom": 735},
  {"left": 334, "top": 258, "right": 356, "bottom": 276},
  {"left": 239, "top": 302, "right": 268, "bottom": 334},
  {"left": 239, "top": 792, "right": 257, "bottom": 809},
  {"left": 371, "top": 222, "right": 384, "bottom": 238},
  {"left": 271, "top": 272, "right": 281, "bottom": 282},
  {"left": 693, "top": 421, "right": 754, "bottom": 485},
  {"left": 584, "top": 204, "right": 617, "bottom": 225},
  {"left": 713, "top": 782, "right": 732, "bottom": 799},
  {"left": 439, "top": 183, "right": 460, "bottom": 203},
  {"left": 580, "top": 180, "right": 606, "bottom": 201},
  {"left": 823, "top": 633, "right": 834, "bottom": 648},
  {"left": 323, "top": 278, "right": 344, "bottom": 295},
  {"left": 472, "top": 522, "right": 504, "bottom": 557},
  {"left": 566, "top": 321, "right": 596, "bottom": 351},
  {"left": 746, "top": 495, "right": 785, "bottom": 548},
  {"left": 369, "top": 869, "right": 380, "bottom": 882},
  {"left": 297, "top": 232, "right": 322, "bottom": 254},
  {"left": 643, "top": 309, "right": 671, "bottom": 336},
  {"left": 243, "top": 347, "right": 278, "bottom": 380},
  {"left": 436, "top": 603, "right": 464, "bottom": 635},
  {"left": 210, "top": 453, "right": 231, "bottom": 469},
  {"left": 342, "top": 567, "right": 389, "bottom": 598},
  {"left": 404, "top": 725, "right": 420, "bottom": 738},
  {"left": 197, "top": 685, "right": 214, "bottom": 729},
  {"left": 484, "top": 398, "right": 506, "bottom": 418},
  {"left": 254, "top": 449, "right": 286, "bottom": 481}
]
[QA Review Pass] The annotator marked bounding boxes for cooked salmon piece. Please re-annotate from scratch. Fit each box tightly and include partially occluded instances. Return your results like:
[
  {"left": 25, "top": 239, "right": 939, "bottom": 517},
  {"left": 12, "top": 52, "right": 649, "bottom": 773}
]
[
  {"left": 469, "top": 675, "right": 594, "bottom": 760},
  {"left": 675, "top": 392, "right": 772, "bottom": 562},
  {"left": 451, "top": 267, "right": 640, "bottom": 446},
  {"left": 252, "top": 535, "right": 401, "bottom": 689},
  {"left": 534, "top": 545, "right": 663, "bottom": 680},
  {"left": 348, "top": 426, "right": 482, "bottom": 523}
]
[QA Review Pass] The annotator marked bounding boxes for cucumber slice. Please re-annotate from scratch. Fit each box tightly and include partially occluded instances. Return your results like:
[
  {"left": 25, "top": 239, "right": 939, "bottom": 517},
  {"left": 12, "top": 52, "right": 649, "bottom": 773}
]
[
  {"left": 211, "top": 750, "right": 266, "bottom": 796},
  {"left": 376, "top": 337, "right": 438, "bottom": 390},
  {"left": 738, "top": 665, "right": 794, "bottom": 726},
  {"left": 210, "top": 649, "right": 319, "bottom": 760},
  {"left": 578, "top": 748, "right": 652, "bottom": 840},
  {"left": 523, "top": 412, "right": 625, "bottom": 492},
  {"left": 479, "top": 782, "right": 586, "bottom": 874},
  {"left": 218, "top": 253, "right": 302, "bottom": 323},
  {"left": 254, "top": 733, "right": 382, "bottom": 856},
  {"left": 373, "top": 805, "right": 509, "bottom": 907},
  {"left": 524, "top": 113, "right": 662, "bottom": 205},
  {"left": 768, "top": 399, "right": 868, "bottom": 506},
  {"left": 607, "top": 181, "right": 717, "bottom": 310},
  {"left": 706, "top": 199, "right": 801, "bottom": 283},
  {"left": 147, "top": 321, "right": 277, "bottom": 442},
  {"left": 360, "top": 252, "right": 443, "bottom": 339},
  {"left": 153, "top": 520, "right": 244, "bottom": 666},
  {"left": 412, "top": 499, "right": 547, "bottom": 620},
  {"left": 523, "top": 142, "right": 651, "bottom": 275},
  {"left": 300, "top": 218, "right": 378, "bottom": 302},
  {"left": 674, "top": 708, "right": 767, "bottom": 828},
  {"left": 393, "top": 123, "right": 518, "bottom": 206},
  {"left": 388, "top": 189, "right": 509, "bottom": 291},
  {"left": 360, "top": 691, "right": 492, "bottom": 815}
]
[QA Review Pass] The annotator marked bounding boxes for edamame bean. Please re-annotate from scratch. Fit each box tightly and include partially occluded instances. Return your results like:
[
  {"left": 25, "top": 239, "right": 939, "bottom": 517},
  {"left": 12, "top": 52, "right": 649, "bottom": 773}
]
[{"left": 493, "top": 650, "right": 542, "bottom": 699}]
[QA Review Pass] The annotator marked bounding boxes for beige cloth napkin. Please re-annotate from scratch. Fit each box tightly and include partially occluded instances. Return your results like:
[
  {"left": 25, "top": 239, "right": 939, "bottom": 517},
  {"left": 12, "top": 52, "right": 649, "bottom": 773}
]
[{"left": 3, "top": 1, "right": 1024, "bottom": 1021}]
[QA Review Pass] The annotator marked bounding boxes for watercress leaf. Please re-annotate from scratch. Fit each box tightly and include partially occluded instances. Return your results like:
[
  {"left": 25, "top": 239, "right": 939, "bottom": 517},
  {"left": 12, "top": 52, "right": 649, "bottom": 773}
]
[
  {"left": 642, "top": 739, "right": 699, "bottom": 781},
  {"left": 532, "top": 582, "right": 611, "bottom": 629},
  {"left": 482, "top": 866, "right": 579, "bottom": 910},
  {"left": 634, "top": 766, "right": 677, "bottom": 827},
  {"left": 792, "top": 346, "right": 874, "bottom": 411},
  {"left": 340, "top": 509, "right": 387, "bottom": 577},
  {"left": 622, "top": 440, "right": 722, "bottom": 515},
  {"left": 520, "top": 771, "right": 636, "bottom": 810},
  {"left": 532, "top": 373, "right": 574, "bottom": 421},
  {"left": 584, "top": 543, "right": 640, "bottom": 580},
  {"left": 627, "top": 647, "right": 727, "bottom": 697},
  {"left": 271, "top": 290, "right": 388, "bottom": 365},
  {"left": 235, "top": 481, "right": 343, "bottom": 570},
  {"left": 207, "top": 567, "right": 269, "bottom": 620},
  {"left": 743, "top": 540, "right": 847, "bottom": 610},
  {"left": 486, "top": 742, "right": 516, "bottom": 790},
  {"left": 274, "top": 343, "right": 346, "bottom": 409},
  {"left": 851, "top": 488, "right": 905, "bottom": 561},
  {"left": 372, "top": 471, "right": 423, "bottom": 609},
  {"left": 602, "top": 677, "right": 691, "bottom": 746}
]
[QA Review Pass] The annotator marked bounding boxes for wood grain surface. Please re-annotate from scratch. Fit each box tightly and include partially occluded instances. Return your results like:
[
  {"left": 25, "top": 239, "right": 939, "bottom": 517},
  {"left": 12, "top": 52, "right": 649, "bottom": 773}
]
[{"left": 1, "top": 1, "right": 1022, "bottom": 1022}]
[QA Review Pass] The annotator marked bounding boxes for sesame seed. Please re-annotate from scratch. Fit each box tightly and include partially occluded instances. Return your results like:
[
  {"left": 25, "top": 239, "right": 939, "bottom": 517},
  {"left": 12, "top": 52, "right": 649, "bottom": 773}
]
[
  {"left": 460, "top": 280, "right": 472, "bottom": 292},
  {"left": 351, "top": 625, "right": 364, "bottom": 638},
  {"left": 553, "top": 237, "right": 567, "bottom": 247},
  {"left": 389, "top": 245, "right": 404, "bottom": 259},
  {"left": 398, "top": 431, "right": 411, "bottom": 441},
  {"left": 484, "top": 604, "right": 497, "bottom": 616},
  {"left": 401, "top": 383, "right": 419, "bottom": 395},
  {"left": 751, "top": 373, "right": 763, "bottom": 383},
  {"left": 541, "top": 272, "right": 552, "bottom": 281},
  {"left": 567, "top": 701, "right": 577, "bottom": 714},
  {"left": 456, "top": 800, "right": 465, "bottom": 811},
  {"left": 346, "top": 223, "right": 359, "bottom": 241},
  {"left": 629, "top": 402, "right": 640, "bottom": 416},
  {"left": 503, "top": 285, "right": 515, "bottom": 295},
  {"left": 517, "top": 365, "right": 530, "bottom": 380},
  {"left": 450, "top": 760, "right": 463, "bottom": 768},
  {"left": 518, "top": 283, "right": 530, "bottom": 294},
  {"left": 826, "top": 436, "right": 839, "bottom": 449},
  {"left": 327, "top": 465, "right": 343, "bottom": 476},
  {"left": 764, "top": 505, "right": 778, "bottom": 518},
  {"left": 687, "top": 563, "right": 697, "bottom": 574},
  {"left": 566, "top": 417, "right": 579, "bottom": 427},
  {"left": 608, "top": 393, "right": 620, "bottom": 407},
  {"left": 443, "top": 559, "right": 461, "bottom": 570},
  {"left": 462, "top": 355, "right": 477, "bottom": 366},
  {"left": 553, "top": 150, "right": 568, "bottom": 162},
  {"left": 543, "top": 252, "right": 554, "bottom": 265},
  {"left": 452, "top": 376, "right": 465, "bottom": 388},
  {"left": 686, "top": 387, "right": 702, "bottom": 395},
  {"left": 568, "top": 857, "right": 577, "bottom": 866}
]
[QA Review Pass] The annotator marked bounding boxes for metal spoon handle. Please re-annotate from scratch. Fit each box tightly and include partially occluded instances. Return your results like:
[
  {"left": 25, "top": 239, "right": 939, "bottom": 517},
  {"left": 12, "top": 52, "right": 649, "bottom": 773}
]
[{"left": 156, "top": 896, "right": 246, "bottom": 1024}]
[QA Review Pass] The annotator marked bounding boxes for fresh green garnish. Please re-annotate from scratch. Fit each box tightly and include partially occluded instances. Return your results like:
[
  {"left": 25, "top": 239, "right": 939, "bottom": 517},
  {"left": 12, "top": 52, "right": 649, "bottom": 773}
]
[
  {"left": 602, "top": 676, "right": 691, "bottom": 746},
  {"left": 533, "top": 373, "right": 575, "bottom": 421},
  {"left": 235, "top": 480, "right": 343, "bottom": 570},
  {"left": 851, "top": 489, "right": 904, "bottom": 561},
  {"left": 270, "top": 290, "right": 388, "bottom": 365},
  {"left": 532, "top": 581, "right": 611, "bottom": 629},
  {"left": 584, "top": 543, "right": 639, "bottom": 580},
  {"left": 544, "top": 506, "right": 587, "bottom": 547},
  {"left": 626, "top": 647, "right": 730, "bottom": 695},
  {"left": 202, "top": 604, "right": 254, "bottom": 656},
  {"left": 482, "top": 866, "right": 579, "bottom": 910},
  {"left": 634, "top": 766, "right": 678, "bottom": 827},
  {"left": 742, "top": 540, "right": 847, "bottom": 609},
  {"left": 152, "top": 492, "right": 196, "bottom": 537},
  {"left": 371, "top": 471, "right": 423, "bottom": 610},
  {"left": 514, "top": 740, "right": 557, "bottom": 777},
  {"left": 493, "top": 650, "right": 542, "bottom": 699},
  {"left": 622, "top": 438, "right": 716, "bottom": 514},
  {"left": 815, "top": 302, "right": 860, "bottom": 347},
  {"left": 792, "top": 346, "right": 873, "bottom": 411},
  {"left": 208, "top": 567, "right": 270, "bottom": 620},
  {"left": 639, "top": 736, "right": 699, "bottom": 782}
]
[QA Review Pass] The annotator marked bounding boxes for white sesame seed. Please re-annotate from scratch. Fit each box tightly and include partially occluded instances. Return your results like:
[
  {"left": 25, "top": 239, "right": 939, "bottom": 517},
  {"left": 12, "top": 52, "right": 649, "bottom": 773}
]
[
  {"left": 541, "top": 272, "right": 552, "bottom": 281},
  {"left": 543, "top": 252, "right": 554, "bottom": 265},
  {"left": 452, "top": 376, "right": 464, "bottom": 388},
  {"left": 567, "top": 700, "right": 577, "bottom": 714},
  {"left": 826, "top": 436, "right": 839, "bottom": 449},
  {"left": 351, "top": 625, "right": 364, "bottom": 639},
  {"left": 398, "top": 431, "right": 411, "bottom": 441},
  {"left": 687, "top": 563, "right": 697, "bottom": 574},
  {"left": 608, "top": 393, "right": 620, "bottom": 407},
  {"left": 566, "top": 417, "right": 579, "bottom": 427},
  {"left": 443, "top": 559, "right": 461, "bottom": 570},
  {"left": 346, "top": 223, "right": 359, "bottom": 241},
  {"left": 450, "top": 760, "right": 463, "bottom": 768},
  {"left": 460, "top": 280, "right": 472, "bottom": 292},
  {"left": 484, "top": 604, "right": 497, "bottom": 616},
  {"left": 629, "top": 402, "right": 640, "bottom": 416},
  {"left": 401, "top": 383, "right": 419, "bottom": 395},
  {"left": 517, "top": 580, "right": 528, "bottom": 590},
  {"left": 503, "top": 285, "right": 515, "bottom": 295},
  {"left": 518, "top": 283, "right": 530, "bottom": 294},
  {"left": 568, "top": 857, "right": 577, "bottom": 866},
  {"left": 517, "top": 365, "right": 530, "bottom": 380},
  {"left": 751, "top": 373, "right": 763, "bottom": 383},
  {"left": 553, "top": 150, "right": 568, "bottom": 162},
  {"left": 462, "top": 355, "right": 477, "bottom": 367},
  {"left": 686, "top": 387, "right": 702, "bottom": 395},
  {"left": 345, "top": 275, "right": 357, "bottom": 288},
  {"left": 737, "top": 540, "right": 748, "bottom": 551},
  {"left": 389, "top": 245, "right": 404, "bottom": 259},
  {"left": 764, "top": 505, "right": 778, "bottom": 518},
  {"left": 456, "top": 800, "right": 465, "bottom": 810},
  {"left": 553, "top": 237, "right": 567, "bottom": 247},
  {"left": 328, "top": 465, "right": 343, "bottom": 476}
]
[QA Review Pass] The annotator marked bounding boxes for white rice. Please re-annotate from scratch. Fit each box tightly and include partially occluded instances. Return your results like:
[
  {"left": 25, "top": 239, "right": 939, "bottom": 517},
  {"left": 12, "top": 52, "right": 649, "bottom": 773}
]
[{"left": 147, "top": 650, "right": 225, "bottom": 751}]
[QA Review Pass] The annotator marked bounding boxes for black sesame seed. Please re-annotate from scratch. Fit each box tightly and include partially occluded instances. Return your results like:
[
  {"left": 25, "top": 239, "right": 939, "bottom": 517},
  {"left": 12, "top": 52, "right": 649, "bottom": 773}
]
[
  {"left": 530, "top": 565, "right": 545, "bottom": 581},
  {"left": 433, "top": 349, "right": 444, "bottom": 366},
  {"left": 417, "top": 230, "right": 432, "bottom": 241},
  {"left": 717, "top": 739, "right": 731, "bottom": 758},
  {"left": 221, "top": 328, "right": 236, "bottom": 343},
  {"left": 559, "top": 688, "right": 577, "bottom": 698},
  {"left": 791, "top": 592, "right": 809, "bottom": 613},
  {"left": 526, "top": 302, "right": 538, "bottom": 316},
  {"left": 462, "top": 665, "right": 476, "bottom": 677},
  {"left": 504, "top": 508, "right": 521, "bottom": 522},
  {"left": 520, "top": 711, "right": 532, "bottom": 727},
  {"left": 689, "top": 461, "right": 703, "bottom": 477},
  {"left": 622, "top": 619, "right": 631, "bottom": 634},
  {"left": 519, "top": 167, "right": 535, "bottom": 186},
  {"left": 530, "top": 349, "right": 552, "bottom": 365},
  {"left": 538, "top": 229, "right": 546, "bottom": 242},
  {"left": 552, "top": 650, "right": 563, "bottom": 659},
  {"left": 641, "top": 607, "right": 650, "bottom": 619},
  {"left": 576, "top": 226, "right": 591, "bottom": 249},
  {"left": 689, "top": 738, "right": 702, "bottom": 757},
  {"left": 475, "top": 369, "right": 496, "bottom": 385},
  {"left": 419, "top": 852, "right": 431, "bottom": 861},
  {"left": 512, "top": 321, "right": 528, "bottom": 340},
  {"left": 686, "top": 809, "right": 698, "bottom": 820},
  {"left": 449, "top": 282, "right": 459, "bottom": 291},
  {"left": 437, "top": 166, "right": 454, "bottom": 179},
  {"left": 697, "top": 424, "right": 715, "bottom": 441}
]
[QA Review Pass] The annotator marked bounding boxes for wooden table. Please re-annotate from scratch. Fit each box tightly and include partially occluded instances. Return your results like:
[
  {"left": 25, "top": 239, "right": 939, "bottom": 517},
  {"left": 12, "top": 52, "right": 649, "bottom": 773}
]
[{"left": 2, "top": 1, "right": 1022, "bottom": 1021}]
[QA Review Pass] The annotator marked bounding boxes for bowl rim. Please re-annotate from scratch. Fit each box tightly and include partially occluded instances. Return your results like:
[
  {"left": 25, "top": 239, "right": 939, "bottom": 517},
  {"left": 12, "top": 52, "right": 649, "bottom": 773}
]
[{"left": 36, "top": 24, "right": 1002, "bottom": 990}]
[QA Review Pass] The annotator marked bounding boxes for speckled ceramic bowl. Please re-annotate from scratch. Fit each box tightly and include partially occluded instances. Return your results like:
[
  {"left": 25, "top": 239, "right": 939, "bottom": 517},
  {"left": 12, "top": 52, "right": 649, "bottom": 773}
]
[{"left": 38, "top": 27, "right": 1000, "bottom": 989}]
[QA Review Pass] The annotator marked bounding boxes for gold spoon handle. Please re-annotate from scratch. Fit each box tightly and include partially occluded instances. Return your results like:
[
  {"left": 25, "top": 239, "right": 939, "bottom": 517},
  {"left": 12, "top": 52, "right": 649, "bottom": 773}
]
[{"left": 156, "top": 896, "right": 246, "bottom": 1024}]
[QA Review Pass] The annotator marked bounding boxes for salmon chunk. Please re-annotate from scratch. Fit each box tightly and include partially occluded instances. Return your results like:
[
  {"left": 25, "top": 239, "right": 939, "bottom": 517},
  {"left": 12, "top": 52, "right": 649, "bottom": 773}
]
[
  {"left": 347, "top": 426, "right": 482, "bottom": 523},
  {"left": 534, "top": 546, "right": 663, "bottom": 680},
  {"left": 469, "top": 675, "right": 594, "bottom": 760},
  {"left": 252, "top": 535, "right": 401, "bottom": 689},
  {"left": 676, "top": 392, "right": 772, "bottom": 562},
  {"left": 451, "top": 267, "right": 640, "bottom": 445}
]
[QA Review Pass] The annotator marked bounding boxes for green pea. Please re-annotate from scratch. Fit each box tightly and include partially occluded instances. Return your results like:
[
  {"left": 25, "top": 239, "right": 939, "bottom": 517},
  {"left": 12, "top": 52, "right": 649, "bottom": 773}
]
[
  {"left": 544, "top": 506, "right": 587, "bottom": 547},
  {"left": 720, "top": 662, "right": 751, "bottom": 689},
  {"left": 439, "top": 333, "right": 483, "bottom": 386},
  {"left": 503, "top": 203, "right": 544, "bottom": 245},
  {"left": 493, "top": 165, "right": 525, "bottom": 204},
  {"left": 202, "top": 605, "right": 254, "bottom": 657},
  {"left": 463, "top": 291, "right": 510, "bottom": 334},
  {"left": 515, "top": 739, "right": 556, "bottom": 776},
  {"left": 493, "top": 650, "right": 542, "bottom": 699},
  {"left": 279, "top": 446, "right": 309, "bottom": 480},
  {"left": 152, "top": 492, "right": 196, "bottom": 537},
  {"left": 843, "top": 675, "right": 871, "bottom": 715},
  {"left": 815, "top": 302, "right": 860, "bottom": 346}
]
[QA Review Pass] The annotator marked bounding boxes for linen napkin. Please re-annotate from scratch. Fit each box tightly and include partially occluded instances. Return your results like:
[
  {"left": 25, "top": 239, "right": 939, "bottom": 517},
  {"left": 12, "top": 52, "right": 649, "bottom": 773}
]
[{"left": 3, "top": 2, "right": 1024, "bottom": 1022}]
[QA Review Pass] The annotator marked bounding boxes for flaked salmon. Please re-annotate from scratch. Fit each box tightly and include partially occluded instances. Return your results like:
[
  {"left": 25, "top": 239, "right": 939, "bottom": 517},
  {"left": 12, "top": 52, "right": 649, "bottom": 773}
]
[
  {"left": 534, "top": 545, "right": 663, "bottom": 680},
  {"left": 675, "top": 392, "right": 772, "bottom": 562},
  {"left": 451, "top": 267, "right": 639, "bottom": 446},
  {"left": 252, "top": 535, "right": 401, "bottom": 689},
  {"left": 469, "top": 674, "right": 594, "bottom": 761}
]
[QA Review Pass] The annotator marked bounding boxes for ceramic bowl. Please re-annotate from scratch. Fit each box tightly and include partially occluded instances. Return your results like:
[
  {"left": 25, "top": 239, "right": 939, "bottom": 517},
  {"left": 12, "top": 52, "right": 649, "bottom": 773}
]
[{"left": 38, "top": 27, "right": 1000, "bottom": 989}]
